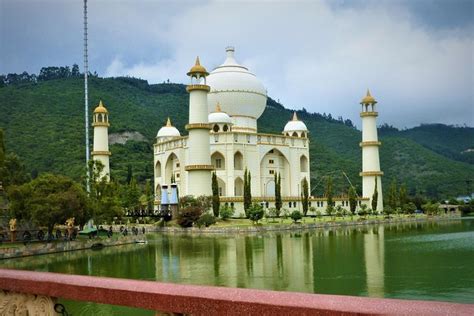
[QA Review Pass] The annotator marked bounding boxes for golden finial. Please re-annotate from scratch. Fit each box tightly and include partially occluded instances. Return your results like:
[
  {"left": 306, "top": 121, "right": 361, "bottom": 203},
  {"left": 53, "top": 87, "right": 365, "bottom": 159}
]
[
  {"left": 166, "top": 117, "right": 172, "bottom": 127},
  {"left": 361, "top": 89, "right": 377, "bottom": 105},
  {"left": 195, "top": 56, "right": 201, "bottom": 66},
  {"left": 216, "top": 102, "right": 222, "bottom": 112},
  {"left": 94, "top": 100, "right": 108, "bottom": 113},
  {"left": 187, "top": 56, "right": 209, "bottom": 77},
  {"left": 292, "top": 112, "right": 298, "bottom": 121}
]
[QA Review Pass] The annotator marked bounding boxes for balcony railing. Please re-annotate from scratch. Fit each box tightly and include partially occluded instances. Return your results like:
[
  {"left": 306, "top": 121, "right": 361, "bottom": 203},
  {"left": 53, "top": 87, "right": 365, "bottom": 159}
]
[{"left": 1, "top": 268, "right": 473, "bottom": 315}]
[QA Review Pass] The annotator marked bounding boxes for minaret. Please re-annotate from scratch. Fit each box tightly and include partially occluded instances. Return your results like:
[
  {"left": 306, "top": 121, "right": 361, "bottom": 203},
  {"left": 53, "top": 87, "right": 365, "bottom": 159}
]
[
  {"left": 92, "top": 100, "right": 111, "bottom": 181},
  {"left": 185, "top": 57, "right": 213, "bottom": 196},
  {"left": 360, "top": 90, "right": 383, "bottom": 211}
]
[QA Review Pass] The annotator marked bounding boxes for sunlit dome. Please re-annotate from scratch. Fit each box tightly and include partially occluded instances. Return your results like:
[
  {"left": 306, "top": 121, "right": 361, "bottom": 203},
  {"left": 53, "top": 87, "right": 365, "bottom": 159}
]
[
  {"left": 208, "top": 103, "right": 232, "bottom": 124},
  {"left": 157, "top": 118, "right": 181, "bottom": 138},
  {"left": 206, "top": 47, "right": 267, "bottom": 119},
  {"left": 283, "top": 112, "right": 308, "bottom": 132}
]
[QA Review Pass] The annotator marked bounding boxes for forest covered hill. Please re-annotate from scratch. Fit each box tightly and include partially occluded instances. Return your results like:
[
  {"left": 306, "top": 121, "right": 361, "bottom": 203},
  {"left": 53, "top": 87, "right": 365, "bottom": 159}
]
[{"left": 0, "top": 74, "right": 473, "bottom": 199}]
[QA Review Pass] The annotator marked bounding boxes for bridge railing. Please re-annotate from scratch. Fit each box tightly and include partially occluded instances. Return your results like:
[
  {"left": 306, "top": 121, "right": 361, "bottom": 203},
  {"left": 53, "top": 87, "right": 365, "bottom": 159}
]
[{"left": 0, "top": 268, "right": 473, "bottom": 315}]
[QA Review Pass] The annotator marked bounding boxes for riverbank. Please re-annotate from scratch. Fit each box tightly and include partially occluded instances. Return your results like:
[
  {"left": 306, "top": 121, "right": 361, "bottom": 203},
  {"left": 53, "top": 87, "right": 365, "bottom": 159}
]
[
  {"left": 0, "top": 235, "right": 144, "bottom": 260},
  {"left": 150, "top": 214, "right": 462, "bottom": 234}
]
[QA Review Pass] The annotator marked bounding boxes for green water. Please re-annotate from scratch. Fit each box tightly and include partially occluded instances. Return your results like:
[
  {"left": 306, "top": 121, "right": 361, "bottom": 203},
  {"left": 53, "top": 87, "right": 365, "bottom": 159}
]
[{"left": 2, "top": 218, "right": 473, "bottom": 315}]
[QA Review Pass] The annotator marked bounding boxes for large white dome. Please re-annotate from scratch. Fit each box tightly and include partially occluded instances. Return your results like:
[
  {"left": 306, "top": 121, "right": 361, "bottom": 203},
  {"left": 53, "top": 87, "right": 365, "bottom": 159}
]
[
  {"left": 157, "top": 118, "right": 181, "bottom": 138},
  {"left": 206, "top": 47, "right": 267, "bottom": 119}
]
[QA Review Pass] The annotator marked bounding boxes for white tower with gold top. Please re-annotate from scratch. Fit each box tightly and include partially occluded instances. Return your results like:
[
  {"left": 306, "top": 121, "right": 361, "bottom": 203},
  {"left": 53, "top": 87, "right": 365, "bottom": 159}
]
[
  {"left": 92, "top": 100, "right": 111, "bottom": 181},
  {"left": 360, "top": 90, "right": 383, "bottom": 211},
  {"left": 185, "top": 57, "right": 213, "bottom": 195}
]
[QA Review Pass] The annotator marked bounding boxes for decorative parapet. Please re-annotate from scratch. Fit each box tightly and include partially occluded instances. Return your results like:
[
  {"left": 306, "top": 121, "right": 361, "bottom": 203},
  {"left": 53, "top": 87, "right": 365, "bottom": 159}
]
[
  {"left": 92, "top": 122, "right": 110, "bottom": 127},
  {"left": 185, "top": 123, "right": 211, "bottom": 131},
  {"left": 0, "top": 290, "right": 56, "bottom": 315},
  {"left": 186, "top": 84, "right": 210, "bottom": 92},
  {"left": 184, "top": 164, "right": 215, "bottom": 171},
  {"left": 219, "top": 196, "right": 370, "bottom": 202},
  {"left": 92, "top": 151, "right": 112, "bottom": 156},
  {"left": 359, "top": 141, "right": 382, "bottom": 147},
  {"left": 360, "top": 111, "right": 378, "bottom": 117},
  {"left": 360, "top": 171, "right": 384, "bottom": 177}
]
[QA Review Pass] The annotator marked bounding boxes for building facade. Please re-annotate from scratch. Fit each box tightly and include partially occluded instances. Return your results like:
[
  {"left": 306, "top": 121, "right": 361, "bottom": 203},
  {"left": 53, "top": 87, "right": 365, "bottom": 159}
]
[{"left": 153, "top": 48, "right": 312, "bottom": 213}]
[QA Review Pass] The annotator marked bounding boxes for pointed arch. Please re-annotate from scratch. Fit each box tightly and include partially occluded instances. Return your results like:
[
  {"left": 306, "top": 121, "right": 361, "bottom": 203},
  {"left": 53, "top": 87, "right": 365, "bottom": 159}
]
[
  {"left": 155, "top": 184, "right": 161, "bottom": 200},
  {"left": 165, "top": 152, "right": 180, "bottom": 184},
  {"left": 217, "top": 177, "right": 226, "bottom": 196},
  {"left": 260, "top": 148, "right": 290, "bottom": 196},
  {"left": 234, "top": 151, "right": 243, "bottom": 170},
  {"left": 292, "top": 131, "right": 298, "bottom": 137},
  {"left": 300, "top": 155, "right": 308, "bottom": 172},
  {"left": 155, "top": 160, "right": 162, "bottom": 177},
  {"left": 211, "top": 151, "right": 225, "bottom": 169},
  {"left": 234, "top": 177, "right": 244, "bottom": 196}
]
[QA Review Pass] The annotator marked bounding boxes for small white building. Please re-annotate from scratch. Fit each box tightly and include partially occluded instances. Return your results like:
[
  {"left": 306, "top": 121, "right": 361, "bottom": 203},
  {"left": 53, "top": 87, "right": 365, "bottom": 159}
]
[{"left": 153, "top": 47, "right": 314, "bottom": 214}]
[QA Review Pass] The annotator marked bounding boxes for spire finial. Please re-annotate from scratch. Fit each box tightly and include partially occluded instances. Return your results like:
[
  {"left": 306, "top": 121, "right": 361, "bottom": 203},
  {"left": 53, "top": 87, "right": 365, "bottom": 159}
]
[
  {"left": 366, "top": 89, "right": 371, "bottom": 97},
  {"left": 292, "top": 112, "right": 298, "bottom": 121},
  {"left": 195, "top": 56, "right": 200, "bottom": 66},
  {"left": 216, "top": 102, "right": 222, "bottom": 112},
  {"left": 99, "top": 100, "right": 104, "bottom": 107},
  {"left": 166, "top": 117, "right": 172, "bottom": 127}
]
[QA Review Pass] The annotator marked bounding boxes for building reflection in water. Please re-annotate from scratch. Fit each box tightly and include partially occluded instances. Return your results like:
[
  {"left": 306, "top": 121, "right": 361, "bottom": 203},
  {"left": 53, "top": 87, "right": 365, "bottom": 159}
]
[{"left": 364, "top": 226, "right": 385, "bottom": 297}]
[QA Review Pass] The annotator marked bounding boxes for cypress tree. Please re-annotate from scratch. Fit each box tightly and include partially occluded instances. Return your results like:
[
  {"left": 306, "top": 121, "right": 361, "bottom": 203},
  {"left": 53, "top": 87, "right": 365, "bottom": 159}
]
[
  {"left": 399, "top": 183, "right": 408, "bottom": 210},
  {"left": 212, "top": 172, "right": 220, "bottom": 217},
  {"left": 388, "top": 179, "right": 398, "bottom": 210},
  {"left": 244, "top": 168, "right": 252, "bottom": 217},
  {"left": 372, "top": 178, "right": 378, "bottom": 212},
  {"left": 301, "top": 177, "right": 309, "bottom": 216},
  {"left": 348, "top": 186, "right": 357, "bottom": 214},
  {"left": 325, "top": 176, "right": 334, "bottom": 208},
  {"left": 275, "top": 172, "right": 282, "bottom": 215}
]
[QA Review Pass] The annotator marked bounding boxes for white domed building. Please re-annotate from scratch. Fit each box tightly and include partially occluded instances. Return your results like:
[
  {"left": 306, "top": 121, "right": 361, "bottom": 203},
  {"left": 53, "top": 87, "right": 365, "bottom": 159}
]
[{"left": 153, "top": 47, "right": 312, "bottom": 213}]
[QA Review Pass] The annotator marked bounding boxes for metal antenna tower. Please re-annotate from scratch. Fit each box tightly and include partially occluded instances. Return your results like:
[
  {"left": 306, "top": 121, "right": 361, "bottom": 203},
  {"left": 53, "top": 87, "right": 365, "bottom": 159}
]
[{"left": 84, "top": 0, "right": 90, "bottom": 192}]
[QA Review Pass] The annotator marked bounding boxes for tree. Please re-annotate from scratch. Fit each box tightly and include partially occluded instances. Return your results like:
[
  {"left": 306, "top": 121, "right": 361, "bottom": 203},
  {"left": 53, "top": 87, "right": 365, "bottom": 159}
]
[
  {"left": 372, "top": 178, "right": 378, "bottom": 212},
  {"left": 8, "top": 174, "right": 90, "bottom": 234},
  {"left": 220, "top": 205, "right": 234, "bottom": 221},
  {"left": 399, "top": 183, "right": 408, "bottom": 211},
  {"left": 290, "top": 210, "right": 303, "bottom": 223},
  {"left": 123, "top": 177, "right": 141, "bottom": 212},
  {"left": 348, "top": 186, "right": 357, "bottom": 215},
  {"left": 243, "top": 168, "right": 252, "bottom": 217},
  {"left": 301, "top": 177, "right": 309, "bottom": 216},
  {"left": 275, "top": 172, "right": 282, "bottom": 216},
  {"left": 325, "top": 176, "right": 334, "bottom": 217},
  {"left": 387, "top": 179, "right": 398, "bottom": 210},
  {"left": 248, "top": 203, "right": 264, "bottom": 224},
  {"left": 144, "top": 179, "right": 154, "bottom": 212},
  {"left": 211, "top": 172, "right": 220, "bottom": 217}
]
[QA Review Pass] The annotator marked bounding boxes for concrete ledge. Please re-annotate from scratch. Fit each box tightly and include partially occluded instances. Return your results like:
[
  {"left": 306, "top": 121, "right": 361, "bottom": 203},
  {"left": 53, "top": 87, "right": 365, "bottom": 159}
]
[
  {"left": 151, "top": 215, "right": 462, "bottom": 234},
  {"left": 1, "top": 269, "right": 472, "bottom": 315}
]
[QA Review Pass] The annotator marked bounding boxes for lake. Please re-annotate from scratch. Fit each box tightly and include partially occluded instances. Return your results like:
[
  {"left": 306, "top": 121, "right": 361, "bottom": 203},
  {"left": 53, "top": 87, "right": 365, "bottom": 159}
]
[{"left": 2, "top": 218, "right": 473, "bottom": 315}]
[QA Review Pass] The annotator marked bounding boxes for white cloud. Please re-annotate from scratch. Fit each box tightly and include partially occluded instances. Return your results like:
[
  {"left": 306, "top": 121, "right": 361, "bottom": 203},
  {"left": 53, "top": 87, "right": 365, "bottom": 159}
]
[{"left": 97, "top": 0, "right": 473, "bottom": 128}]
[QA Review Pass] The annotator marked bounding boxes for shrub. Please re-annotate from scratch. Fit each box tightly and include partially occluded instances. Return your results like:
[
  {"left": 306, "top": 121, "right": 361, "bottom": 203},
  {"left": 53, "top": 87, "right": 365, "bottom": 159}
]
[
  {"left": 315, "top": 210, "right": 322, "bottom": 220},
  {"left": 219, "top": 205, "right": 234, "bottom": 221},
  {"left": 248, "top": 203, "right": 264, "bottom": 224},
  {"left": 267, "top": 207, "right": 278, "bottom": 218},
  {"left": 280, "top": 208, "right": 290, "bottom": 219},
  {"left": 290, "top": 210, "right": 303, "bottom": 223},
  {"left": 177, "top": 206, "right": 202, "bottom": 227},
  {"left": 309, "top": 206, "right": 316, "bottom": 215},
  {"left": 196, "top": 213, "right": 216, "bottom": 228}
]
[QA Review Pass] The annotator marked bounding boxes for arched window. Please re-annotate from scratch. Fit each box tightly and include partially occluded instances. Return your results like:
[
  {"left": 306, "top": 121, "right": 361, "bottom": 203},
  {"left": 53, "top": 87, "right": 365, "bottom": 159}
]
[
  {"left": 211, "top": 152, "right": 225, "bottom": 169},
  {"left": 234, "top": 151, "right": 243, "bottom": 170},
  {"left": 300, "top": 155, "right": 308, "bottom": 172},
  {"left": 217, "top": 177, "right": 226, "bottom": 196},
  {"left": 234, "top": 177, "right": 244, "bottom": 196},
  {"left": 155, "top": 161, "right": 162, "bottom": 177},
  {"left": 223, "top": 124, "right": 229, "bottom": 132},
  {"left": 213, "top": 124, "right": 220, "bottom": 133},
  {"left": 155, "top": 184, "right": 161, "bottom": 201},
  {"left": 98, "top": 114, "right": 103, "bottom": 122},
  {"left": 292, "top": 132, "right": 298, "bottom": 137},
  {"left": 301, "top": 132, "right": 306, "bottom": 138}
]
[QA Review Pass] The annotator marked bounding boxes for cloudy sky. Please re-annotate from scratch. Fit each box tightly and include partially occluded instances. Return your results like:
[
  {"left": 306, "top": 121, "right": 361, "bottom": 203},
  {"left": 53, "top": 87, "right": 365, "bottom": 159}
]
[{"left": 1, "top": 0, "right": 472, "bottom": 128}]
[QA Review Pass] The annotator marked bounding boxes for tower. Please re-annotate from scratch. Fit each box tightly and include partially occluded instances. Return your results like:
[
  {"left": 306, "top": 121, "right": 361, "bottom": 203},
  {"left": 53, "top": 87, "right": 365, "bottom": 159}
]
[
  {"left": 360, "top": 90, "right": 383, "bottom": 211},
  {"left": 92, "top": 100, "right": 111, "bottom": 181},
  {"left": 185, "top": 57, "right": 213, "bottom": 196}
]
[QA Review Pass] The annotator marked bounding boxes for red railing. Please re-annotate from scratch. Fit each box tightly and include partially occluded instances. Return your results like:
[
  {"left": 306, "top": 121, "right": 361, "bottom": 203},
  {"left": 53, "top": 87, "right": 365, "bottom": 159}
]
[{"left": 0, "top": 268, "right": 473, "bottom": 315}]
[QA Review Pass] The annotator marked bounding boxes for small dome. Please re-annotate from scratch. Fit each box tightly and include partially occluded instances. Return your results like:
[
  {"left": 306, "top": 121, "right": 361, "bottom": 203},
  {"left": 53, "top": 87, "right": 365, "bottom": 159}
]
[
  {"left": 284, "top": 112, "right": 308, "bottom": 132},
  {"left": 187, "top": 56, "right": 209, "bottom": 77},
  {"left": 94, "top": 100, "right": 108, "bottom": 114},
  {"left": 209, "top": 103, "right": 232, "bottom": 124},
  {"left": 157, "top": 118, "right": 180, "bottom": 138},
  {"left": 360, "top": 89, "right": 377, "bottom": 105}
]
